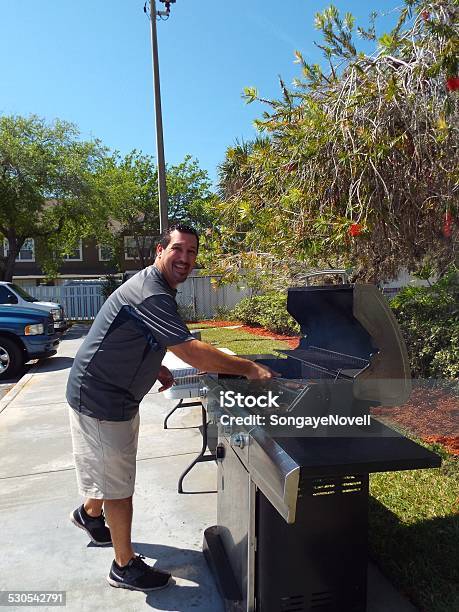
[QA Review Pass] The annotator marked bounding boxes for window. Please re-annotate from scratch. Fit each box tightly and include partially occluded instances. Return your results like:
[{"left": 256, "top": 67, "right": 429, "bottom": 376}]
[
  {"left": 98, "top": 244, "right": 113, "bottom": 262},
  {"left": 63, "top": 239, "right": 83, "bottom": 261},
  {"left": 124, "top": 236, "right": 155, "bottom": 261},
  {"left": 0, "top": 285, "right": 18, "bottom": 304},
  {"left": 9, "top": 284, "right": 37, "bottom": 302},
  {"left": 3, "top": 238, "right": 35, "bottom": 262}
]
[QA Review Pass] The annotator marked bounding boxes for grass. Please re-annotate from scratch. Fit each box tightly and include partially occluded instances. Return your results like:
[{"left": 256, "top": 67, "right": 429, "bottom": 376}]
[
  {"left": 369, "top": 442, "right": 459, "bottom": 612},
  {"left": 187, "top": 323, "right": 290, "bottom": 355},
  {"left": 190, "top": 323, "right": 459, "bottom": 612}
]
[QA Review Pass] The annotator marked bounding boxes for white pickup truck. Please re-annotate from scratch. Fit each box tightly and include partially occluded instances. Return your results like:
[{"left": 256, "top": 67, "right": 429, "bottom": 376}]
[{"left": 0, "top": 282, "right": 68, "bottom": 332}]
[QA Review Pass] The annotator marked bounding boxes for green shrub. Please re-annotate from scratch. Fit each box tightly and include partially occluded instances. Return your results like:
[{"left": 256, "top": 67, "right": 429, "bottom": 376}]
[
  {"left": 390, "top": 268, "right": 459, "bottom": 379},
  {"left": 213, "top": 305, "right": 233, "bottom": 321},
  {"left": 231, "top": 296, "right": 265, "bottom": 327},
  {"left": 178, "top": 303, "right": 199, "bottom": 322},
  {"left": 231, "top": 293, "right": 300, "bottom": 335},
  {"left": 101, "top": 274, "right": 122, "bottom": 300}
]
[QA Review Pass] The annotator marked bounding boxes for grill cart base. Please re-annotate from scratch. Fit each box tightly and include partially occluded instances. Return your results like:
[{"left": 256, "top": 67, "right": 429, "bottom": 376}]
[
  {"left": 204, "top": 473, "right": 369, "bottom": 612},
  {"left": 203, "top": 424, "right": 439, "bottom": 612}
]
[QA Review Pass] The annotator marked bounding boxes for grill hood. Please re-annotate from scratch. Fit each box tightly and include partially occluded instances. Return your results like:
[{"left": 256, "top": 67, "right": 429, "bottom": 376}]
[{"left": 286, "top": 283, "right": 412, "bottom": 405}]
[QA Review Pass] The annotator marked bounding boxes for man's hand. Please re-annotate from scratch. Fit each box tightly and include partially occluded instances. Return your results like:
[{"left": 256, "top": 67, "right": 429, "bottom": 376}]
[
  {"left": 246, "top": 362, "right": 278, "bottom": 380},
  {"left": 169, "top": 339, "right": 280, "bottom": 380},
  {"left": 157, "top": 365, "right": 175, "bottom": 392}
]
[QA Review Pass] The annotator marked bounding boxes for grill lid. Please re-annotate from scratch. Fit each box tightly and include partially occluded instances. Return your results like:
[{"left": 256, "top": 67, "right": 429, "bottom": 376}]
[
  {"left": 287, "top": 285, "right": 375, "bottom": 360},
  {"left": 286, "top": 283, "right": 411, "bottom": 405}
]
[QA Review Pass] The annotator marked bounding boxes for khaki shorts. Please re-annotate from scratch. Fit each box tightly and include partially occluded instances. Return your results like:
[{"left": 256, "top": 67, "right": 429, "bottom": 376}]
[{"left": 68, "top": 407, "right": 140, "bottom": 500}]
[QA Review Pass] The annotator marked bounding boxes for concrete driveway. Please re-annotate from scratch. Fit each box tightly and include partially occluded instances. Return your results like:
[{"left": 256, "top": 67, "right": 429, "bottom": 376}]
[{"left": 0, "top": 325, "right": 223, "bottom": 612}]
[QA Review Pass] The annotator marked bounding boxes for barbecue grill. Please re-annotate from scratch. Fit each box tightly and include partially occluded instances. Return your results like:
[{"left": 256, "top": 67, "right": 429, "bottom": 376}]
[{"left": 201, "top": 274, "right": 441, "bottom": 612}]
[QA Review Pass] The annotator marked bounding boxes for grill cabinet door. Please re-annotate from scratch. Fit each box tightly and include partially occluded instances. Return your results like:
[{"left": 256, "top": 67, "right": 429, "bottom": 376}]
[{"left": 256, "top": 474, "right": 369, "bottom": 612}]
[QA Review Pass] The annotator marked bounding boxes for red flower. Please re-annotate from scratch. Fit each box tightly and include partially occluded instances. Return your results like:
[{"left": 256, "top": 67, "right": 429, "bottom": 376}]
[
  {"left": 348, "top": 223, "right": 363, "bottom": 237},
  {"left": 446, "top": 77, "right": 459, "bottom": 91},
  {"left": 443, "top": 211, "right": 453, "bottom": 238},
  {"left": 421, "top": 10, "right": 430, "bottom": 21},
  {"left": 443, "top": 224, "right": 452, "bottom": 238}
]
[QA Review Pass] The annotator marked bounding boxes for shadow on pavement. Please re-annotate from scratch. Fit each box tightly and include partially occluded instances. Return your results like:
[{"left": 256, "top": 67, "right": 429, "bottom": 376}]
[
  {"left": 60, "top": 324, "right": 91, "bottom": 341},
  {"left": 0, "top": 364, "right": 31, "bottom": 385},
  {"left": 39, "top": 356, "right": 74, "bottom": 372},
  {"left": 131, "top": 541, "right": 219, "bottom": 610}
]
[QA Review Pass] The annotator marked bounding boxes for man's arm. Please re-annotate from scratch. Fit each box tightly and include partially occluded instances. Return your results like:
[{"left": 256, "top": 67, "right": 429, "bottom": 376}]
[{"left": 169, "top": 339, "right": 275, "bottom": 380}]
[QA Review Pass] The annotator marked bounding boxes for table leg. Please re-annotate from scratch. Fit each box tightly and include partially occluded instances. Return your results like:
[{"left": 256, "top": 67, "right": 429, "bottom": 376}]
[
  {"left": 163, "top": 399, "right": 203, "bottom": 429},
  {"left": 178, "top": 405, "right": 216, "bottom": 493}
]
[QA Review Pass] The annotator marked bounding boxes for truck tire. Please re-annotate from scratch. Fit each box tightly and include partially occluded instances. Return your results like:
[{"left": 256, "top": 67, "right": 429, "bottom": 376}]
[{"left": 0, "top": 337, "right": 24, "bottom": 379}]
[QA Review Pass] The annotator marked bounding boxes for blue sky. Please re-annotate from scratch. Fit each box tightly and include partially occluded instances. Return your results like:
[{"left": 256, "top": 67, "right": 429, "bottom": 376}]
[{"left": 1, "top": 1, "right": 398, "bottom": 185}]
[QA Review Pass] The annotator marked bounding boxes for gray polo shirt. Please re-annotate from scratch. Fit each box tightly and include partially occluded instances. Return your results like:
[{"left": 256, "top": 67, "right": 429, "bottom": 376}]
[{"left": 66, "top": 265, "right": 194, "bottom": 421}]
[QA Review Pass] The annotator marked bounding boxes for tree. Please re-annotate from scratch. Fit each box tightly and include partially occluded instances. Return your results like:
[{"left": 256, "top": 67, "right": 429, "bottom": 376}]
[
  {"left": 90, "top": 150, "right": 159, "bottom": 269},
  {"left": 0, "top": 114, "right": 106, "bottom": 281},
  {"left": 92, "top": 152, "right": 217, "bottom": 269},
  {"left": 168, "top": 155, "right": 217, "bottom": 231},
  {"left": 216, "top": 0, "right": 458, "bottom": 283}
]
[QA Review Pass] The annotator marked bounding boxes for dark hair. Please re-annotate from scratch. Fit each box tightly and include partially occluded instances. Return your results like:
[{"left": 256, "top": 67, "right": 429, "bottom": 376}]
[{"left": 158, "top": 224, "right": 200, "bottom": 251}]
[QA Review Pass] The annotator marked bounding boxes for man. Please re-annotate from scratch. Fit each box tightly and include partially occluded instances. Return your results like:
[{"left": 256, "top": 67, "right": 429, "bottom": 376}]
[{"left": 66, "top": 224, "right": 274, "bottom": 592}]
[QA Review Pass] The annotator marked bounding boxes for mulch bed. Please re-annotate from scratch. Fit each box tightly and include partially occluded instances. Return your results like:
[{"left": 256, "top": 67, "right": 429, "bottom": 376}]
[
  {"left": 192, "top": 320, "right": 458, "bottom": 456},
  {"left": 373, "top": 388, "right": 459, "bottom": 456}
]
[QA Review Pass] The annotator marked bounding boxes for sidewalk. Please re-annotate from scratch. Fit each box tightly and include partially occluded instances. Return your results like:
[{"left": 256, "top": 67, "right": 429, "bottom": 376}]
[{"left": 0, "top": 325, "right": 418, "bottom": 611}]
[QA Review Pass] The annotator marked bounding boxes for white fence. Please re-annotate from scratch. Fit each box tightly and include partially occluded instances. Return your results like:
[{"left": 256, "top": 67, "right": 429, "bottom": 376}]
[
  {"left": 26, "top": 276, "right": 250, "bottom": 321},
  {"left": 26, "top": 284, "right": 105, "bottom": 320},
  {"left": 176, "top": 275, "right": 250, "bottom": 319}
]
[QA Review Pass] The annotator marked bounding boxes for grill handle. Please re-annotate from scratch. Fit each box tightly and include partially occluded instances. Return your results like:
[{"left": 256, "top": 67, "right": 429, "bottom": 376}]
[{"left": 303, "top": 269, "right": 350, "bottom": 286}]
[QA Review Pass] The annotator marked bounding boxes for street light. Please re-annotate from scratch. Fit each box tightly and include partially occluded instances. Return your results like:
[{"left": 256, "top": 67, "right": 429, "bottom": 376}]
[{"left": 146, "top": 0, "right": 176, "bottom": 234}]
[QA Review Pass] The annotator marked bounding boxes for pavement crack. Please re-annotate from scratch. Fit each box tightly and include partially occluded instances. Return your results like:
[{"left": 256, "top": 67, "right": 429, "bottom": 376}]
[
  {"left": 0, "top": 466, "right": 76, "bottom": 480},
  {"left": 0, "top": 451, "right": 202, "bottom": 481}
]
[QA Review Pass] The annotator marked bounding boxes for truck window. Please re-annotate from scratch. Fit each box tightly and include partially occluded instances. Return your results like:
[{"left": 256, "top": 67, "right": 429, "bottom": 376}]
[
  {"left": 0, "top": 286, "right": 18, "bottom": 304},
  {"left": 8, "top": 284, "right": 38, "bottom": 302}
]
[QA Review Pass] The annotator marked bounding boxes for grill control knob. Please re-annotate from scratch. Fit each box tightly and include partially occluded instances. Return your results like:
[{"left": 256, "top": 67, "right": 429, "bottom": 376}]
[{"left": 231, "top": 432, "right": 248, "bottom": 449}]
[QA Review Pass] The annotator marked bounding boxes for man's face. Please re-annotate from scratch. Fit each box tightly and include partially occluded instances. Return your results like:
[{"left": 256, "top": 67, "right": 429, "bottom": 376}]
[{"left": 155, "top": 230, "right": 198, "bottom": 288}]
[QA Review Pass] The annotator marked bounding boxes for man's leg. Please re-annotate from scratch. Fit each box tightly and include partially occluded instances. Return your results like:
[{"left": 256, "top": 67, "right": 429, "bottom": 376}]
[
  {"left": 103, "top": 497, "right": 135, "bottom": 566},
  {"left": 69, "top": 410, "right": 171, "bottom": 590},
  {"left": 105, "top": 495, "right": 171, "bottom": 591},
  {"left": 84, "top": 498, "right": 103, "bottom": 517},
  {"left": 68, "top": 409, "right": 112, "bottom": 545}
]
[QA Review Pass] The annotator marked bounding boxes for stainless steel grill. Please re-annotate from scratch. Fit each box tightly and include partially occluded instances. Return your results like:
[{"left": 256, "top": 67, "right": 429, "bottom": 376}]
[{"left": 202, "top": 276, "right": 441, "bottom": 612}]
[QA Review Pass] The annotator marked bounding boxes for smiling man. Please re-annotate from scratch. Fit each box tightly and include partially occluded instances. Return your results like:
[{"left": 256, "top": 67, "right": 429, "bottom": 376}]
[{"left": 66, "top": 224, "right": 274, "bottom": 593}]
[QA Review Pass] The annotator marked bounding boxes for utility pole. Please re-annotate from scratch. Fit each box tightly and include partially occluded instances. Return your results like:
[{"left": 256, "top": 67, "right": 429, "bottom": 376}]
[{"left": 148, "top": 0, "right": 175, "bottom": 234}]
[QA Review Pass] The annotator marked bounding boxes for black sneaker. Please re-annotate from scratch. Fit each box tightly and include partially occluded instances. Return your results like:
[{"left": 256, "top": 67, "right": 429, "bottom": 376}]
[
  {"left": 107, "top": 555, "right": 171, "bottom": 591},
  {"left": 70, "top": 505, "right": 112, "bottom": 546}
]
